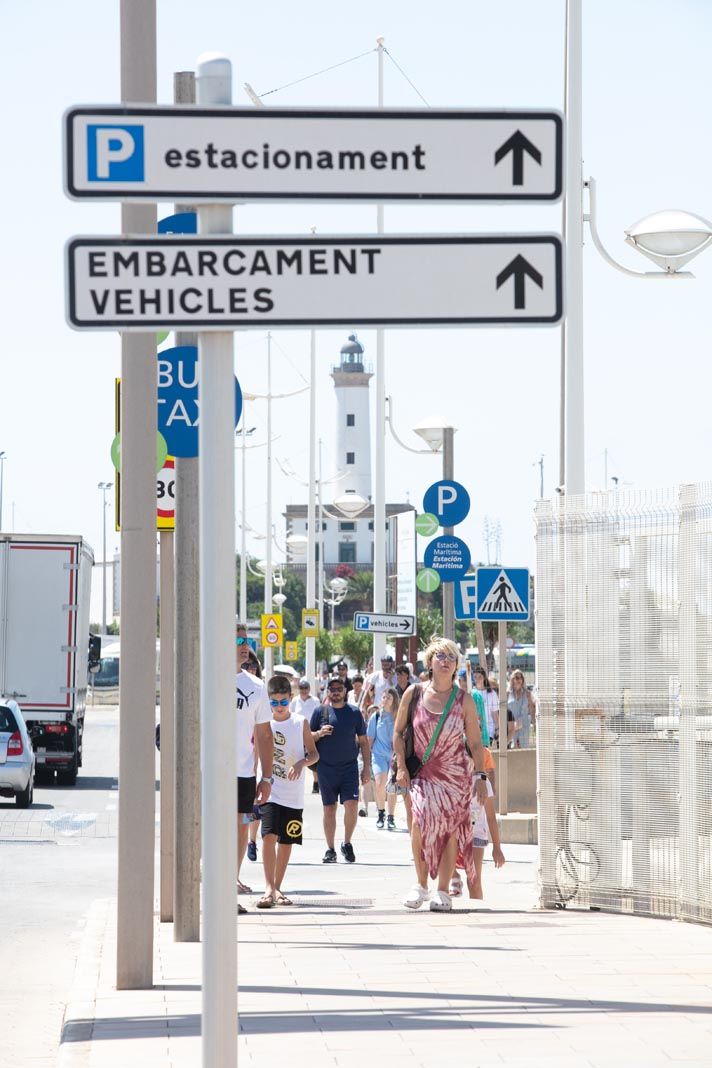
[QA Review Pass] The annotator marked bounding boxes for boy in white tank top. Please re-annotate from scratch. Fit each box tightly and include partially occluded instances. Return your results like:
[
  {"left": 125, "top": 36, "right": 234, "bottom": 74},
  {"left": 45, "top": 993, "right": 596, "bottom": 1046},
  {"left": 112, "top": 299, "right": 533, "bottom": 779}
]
[{"left": 257, "top": 675, "right": 320, "bottom": 908}]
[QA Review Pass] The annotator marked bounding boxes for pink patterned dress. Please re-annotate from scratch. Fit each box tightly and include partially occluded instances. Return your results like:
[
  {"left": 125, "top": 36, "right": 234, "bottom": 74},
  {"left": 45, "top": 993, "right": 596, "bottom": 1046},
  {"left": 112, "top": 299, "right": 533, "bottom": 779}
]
[{"left": 409, "top": 687, "right": 476, "bottom": 884}]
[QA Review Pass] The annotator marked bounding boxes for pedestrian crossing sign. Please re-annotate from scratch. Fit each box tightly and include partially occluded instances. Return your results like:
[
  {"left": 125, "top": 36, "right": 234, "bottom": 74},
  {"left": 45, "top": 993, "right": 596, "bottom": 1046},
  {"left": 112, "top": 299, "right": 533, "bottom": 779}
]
[
  {"left": 476, "top": 567, "right": 530, "bottom": 621},
  {"left": 261, "top": 613, "right": 284, "bottom": 648}
]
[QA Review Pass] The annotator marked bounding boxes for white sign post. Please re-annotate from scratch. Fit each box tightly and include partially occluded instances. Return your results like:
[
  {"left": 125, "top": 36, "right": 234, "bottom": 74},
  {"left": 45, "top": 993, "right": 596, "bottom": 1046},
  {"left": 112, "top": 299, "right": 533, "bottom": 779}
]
[
  {"left": 395, "top": 510, "right": 417, "bottom": 619},
  {"left": 195, "top": 55, "right": 236, "bottom": 1068},
  {"left": 64, "top": 105, "right": 563, "bottom": 202},
  {"left": 66, "top": 233, "right": 563, "bottom": 329}
]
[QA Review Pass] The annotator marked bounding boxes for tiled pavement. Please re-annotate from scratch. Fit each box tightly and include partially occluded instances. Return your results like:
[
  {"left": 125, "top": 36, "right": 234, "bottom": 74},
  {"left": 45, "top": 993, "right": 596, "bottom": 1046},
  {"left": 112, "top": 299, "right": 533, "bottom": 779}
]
[{"left": 56, "top": 790, "right": 712, "bottom": 1067}]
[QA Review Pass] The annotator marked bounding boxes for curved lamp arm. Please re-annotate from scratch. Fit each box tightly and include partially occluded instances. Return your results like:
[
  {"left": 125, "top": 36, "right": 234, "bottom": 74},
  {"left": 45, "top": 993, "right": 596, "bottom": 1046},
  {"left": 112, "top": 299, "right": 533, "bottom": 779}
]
[
  {"left": 386, "top": 396, "right": 440, "bottom": 454},
  {"left": 585, "top": 178, "right": 693, "bottom": 280}
]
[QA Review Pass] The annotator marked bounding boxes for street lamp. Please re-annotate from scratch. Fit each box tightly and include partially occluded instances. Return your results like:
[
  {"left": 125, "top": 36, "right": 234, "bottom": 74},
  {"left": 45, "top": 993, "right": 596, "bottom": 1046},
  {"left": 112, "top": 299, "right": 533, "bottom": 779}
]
[
  {"left": 330, "top": 490, "right": 369, "bottom": 519},
  {"left": 563, "top": 0, "right": 712, "bottom": 495},
  {"left": 324, "top": 575, "right": 349, "bottom": 634},
  {"left": 413, "top": 418, "right": 458, "bottom": 642},
  {"left": 98, "top": 481, "right": 113, "bottom": 634}
]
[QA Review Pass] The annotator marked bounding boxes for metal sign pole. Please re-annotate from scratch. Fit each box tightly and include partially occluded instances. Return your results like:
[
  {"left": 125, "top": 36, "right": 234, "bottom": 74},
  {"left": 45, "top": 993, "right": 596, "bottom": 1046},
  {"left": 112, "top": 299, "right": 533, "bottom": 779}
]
[
  {"left": 372, "top": 37, "right": 387, "bottom": 668},
  {"left": 498, "top": 620, "right": 509, "bottom": 815},
  {"left": 172, "top": 69, "right": 201, "bottom": 946},
  {"left": 442, "top": 428, "right": 455, "bottom": 640},
  {"left": 196, "top": 54, "right": 237, "bottom": 1068},
  {"left": 116, "top": 0, "right": 157, "bottom": 992},
  {"left": 159, "top": 529, "right": 175, "bottom": 922},
  {"left": 306, "top": 329, "right": 317, "bottom": 689}
]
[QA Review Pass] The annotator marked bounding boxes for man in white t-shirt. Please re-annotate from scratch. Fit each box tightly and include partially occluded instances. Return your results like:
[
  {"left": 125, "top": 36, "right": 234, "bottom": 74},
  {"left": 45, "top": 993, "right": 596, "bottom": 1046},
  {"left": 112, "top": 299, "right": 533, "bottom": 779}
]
[
  {"left": 360, "top": 654, "right": 396, "bottom": 708},
  {"left": 236, "top": 625, "right": 273, "bottom": 913}
]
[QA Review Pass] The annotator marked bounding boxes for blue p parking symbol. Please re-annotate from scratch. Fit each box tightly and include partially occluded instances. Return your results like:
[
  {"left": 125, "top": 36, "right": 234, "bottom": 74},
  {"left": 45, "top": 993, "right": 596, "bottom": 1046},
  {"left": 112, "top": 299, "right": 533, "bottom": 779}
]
[{"left": 87, "top": 124, "right": 144, "bottom": 182}]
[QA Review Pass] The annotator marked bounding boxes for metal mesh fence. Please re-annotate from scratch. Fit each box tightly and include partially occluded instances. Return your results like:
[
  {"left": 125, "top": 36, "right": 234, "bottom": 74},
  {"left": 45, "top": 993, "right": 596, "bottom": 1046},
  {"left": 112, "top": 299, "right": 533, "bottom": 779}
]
[{"left": 535, "top": 483, "right": 712, "bottom": 923}]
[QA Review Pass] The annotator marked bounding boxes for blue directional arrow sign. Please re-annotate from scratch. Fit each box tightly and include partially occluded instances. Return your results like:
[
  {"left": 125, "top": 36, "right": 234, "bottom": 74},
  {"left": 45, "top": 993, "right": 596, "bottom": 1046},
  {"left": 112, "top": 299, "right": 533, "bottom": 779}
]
[
  {"left": 157, "top": 345, "right": 242, "bottom": 458},
  {"left": 424, "top": 535, "right": 471, "bottom": 579},
  {"left": 454, "top": 575, "right": 478, "bottom": 620},
  {"left": 422, "top": 480, "right": 470, "bottom": 527},
  {"left": 476, "top": 567, "right": 530, "bottom": 621}
]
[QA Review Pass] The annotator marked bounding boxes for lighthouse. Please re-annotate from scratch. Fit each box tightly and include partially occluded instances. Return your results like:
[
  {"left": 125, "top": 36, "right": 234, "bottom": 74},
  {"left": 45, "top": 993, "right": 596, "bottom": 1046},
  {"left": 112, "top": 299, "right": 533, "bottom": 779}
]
[{"left": 331, "top": 334, "right": 372, "bottom": 502}]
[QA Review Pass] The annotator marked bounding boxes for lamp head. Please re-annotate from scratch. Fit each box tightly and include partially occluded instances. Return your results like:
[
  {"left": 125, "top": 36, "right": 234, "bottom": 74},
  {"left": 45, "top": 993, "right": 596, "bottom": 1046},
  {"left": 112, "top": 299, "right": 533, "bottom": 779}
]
[
  {"left": 624, "top": 209, "right": 712, "bottom": 272},
  {"left": 412, "top": 416, "right": 456, "bottom": 452},
  {"left": 333, "top": 490, "right": 368, "bottom": 518}
]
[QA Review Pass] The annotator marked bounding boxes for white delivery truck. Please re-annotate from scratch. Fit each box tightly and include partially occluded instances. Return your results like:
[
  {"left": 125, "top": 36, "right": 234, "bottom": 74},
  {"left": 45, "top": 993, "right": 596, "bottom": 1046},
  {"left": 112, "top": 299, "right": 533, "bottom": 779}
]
[{"left": 0, "top": 535, "right": 94, "bottom": 785}]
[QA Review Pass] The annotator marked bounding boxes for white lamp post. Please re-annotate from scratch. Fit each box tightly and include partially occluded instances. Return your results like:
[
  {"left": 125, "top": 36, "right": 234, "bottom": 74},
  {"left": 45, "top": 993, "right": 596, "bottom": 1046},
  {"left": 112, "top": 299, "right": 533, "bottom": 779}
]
[
  {"left": 563, "top": 0, "right": 712, "bottom": 495},
  {"left": 98, "top": 481, "right": 113, "bottom": 635}
]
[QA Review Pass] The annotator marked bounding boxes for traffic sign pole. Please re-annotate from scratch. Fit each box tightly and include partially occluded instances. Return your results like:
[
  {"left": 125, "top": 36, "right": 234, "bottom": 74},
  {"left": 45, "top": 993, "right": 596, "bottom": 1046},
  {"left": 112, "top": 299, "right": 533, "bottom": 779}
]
[
  {"left": 171, "top": 70, "right": 201, "bottom": 946},
  {"left": 498, "top": 621, "right": 509, "bottom": 815},
  {"left": 196, "top": 54, "right": 237, "bottom": 1068},
  {"left": 372, "top": 38, "right": 387, "bottom": 670},
  {"left": 442, "top": 427, "right": 455, "bottom": 640},
  {"left": 116, "top": 0, "right": 157, "bottom": 993},
  {"left": 306, "top": 329, "right": 317, "bottom": 690}
]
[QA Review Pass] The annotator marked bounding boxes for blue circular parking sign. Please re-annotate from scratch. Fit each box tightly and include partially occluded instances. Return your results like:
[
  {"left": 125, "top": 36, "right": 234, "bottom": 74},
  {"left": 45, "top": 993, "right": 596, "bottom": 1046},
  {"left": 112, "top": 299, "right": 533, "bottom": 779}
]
[
  {"left": 423, "top": 480, "right": 470, "bottom": 527},
  {"left": 423, "top": 535, "right": 471, "bottom": 579},
  {"left": 157, "top": 346, "right": 242, "bottom": 458}
]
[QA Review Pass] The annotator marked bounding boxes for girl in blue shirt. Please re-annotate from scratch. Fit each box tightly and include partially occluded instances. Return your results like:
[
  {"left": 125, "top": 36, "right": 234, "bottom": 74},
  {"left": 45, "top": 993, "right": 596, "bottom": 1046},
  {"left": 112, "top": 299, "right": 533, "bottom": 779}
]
[{"left": 367, "top": 686, "right": 400, "bottom": 830}]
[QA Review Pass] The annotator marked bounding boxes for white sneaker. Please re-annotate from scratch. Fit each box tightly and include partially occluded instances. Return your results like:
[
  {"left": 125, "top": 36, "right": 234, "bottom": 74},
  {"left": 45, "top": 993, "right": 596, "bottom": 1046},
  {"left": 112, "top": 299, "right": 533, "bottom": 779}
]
[
  {"left": 429, "top": 890, "right": 452, "bottom": 912},
  {"left": 403, "top": 885, "right": 430, "bottom": 910}
]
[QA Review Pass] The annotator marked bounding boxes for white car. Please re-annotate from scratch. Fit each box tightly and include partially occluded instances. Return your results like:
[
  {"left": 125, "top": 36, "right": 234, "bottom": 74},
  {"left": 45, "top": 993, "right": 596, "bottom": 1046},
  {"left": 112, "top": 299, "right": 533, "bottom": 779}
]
[{"left": 0, "top": 700, "right": 36, "bottom": 807}]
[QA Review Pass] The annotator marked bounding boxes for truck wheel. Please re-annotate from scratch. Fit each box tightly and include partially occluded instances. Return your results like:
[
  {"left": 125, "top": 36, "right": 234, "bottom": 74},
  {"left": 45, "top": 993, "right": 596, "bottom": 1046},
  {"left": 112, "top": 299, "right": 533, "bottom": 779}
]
[
  {"left": 57, "top": 739, "right": 78, "bottom": 787},
  {"left": 16, "top": 776, "right": 33, "bottom": 808}
]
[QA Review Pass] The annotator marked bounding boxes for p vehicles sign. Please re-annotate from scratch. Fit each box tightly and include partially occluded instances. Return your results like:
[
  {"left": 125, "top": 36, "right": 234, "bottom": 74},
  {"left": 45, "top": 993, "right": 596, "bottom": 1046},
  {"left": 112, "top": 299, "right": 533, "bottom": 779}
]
[
  {"left": 65, "top": 234, "right": 563, "bottom": 331},
  {"left": 64, "top": 106, "right": 563, "bottom": 203},
  {"left": 353, "top": 612, "right": 415, "bottom": 636}
]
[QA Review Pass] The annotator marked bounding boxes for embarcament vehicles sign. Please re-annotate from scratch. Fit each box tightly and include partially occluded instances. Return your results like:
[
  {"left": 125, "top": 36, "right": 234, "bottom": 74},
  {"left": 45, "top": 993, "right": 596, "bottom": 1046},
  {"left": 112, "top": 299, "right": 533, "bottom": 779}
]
[
  {"left": 64, "top": 106, "right": 563, "bottom": 202},
  {"left": 65, "top": 234, "right": 563, "bottom": 330}
]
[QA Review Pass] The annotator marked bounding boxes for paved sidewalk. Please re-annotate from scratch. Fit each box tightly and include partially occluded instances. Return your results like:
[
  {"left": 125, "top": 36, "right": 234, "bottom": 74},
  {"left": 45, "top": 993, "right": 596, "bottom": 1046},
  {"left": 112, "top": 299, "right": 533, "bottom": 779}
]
[{"left": 57, "top": 792, "right": 712, "bottom": 1067}]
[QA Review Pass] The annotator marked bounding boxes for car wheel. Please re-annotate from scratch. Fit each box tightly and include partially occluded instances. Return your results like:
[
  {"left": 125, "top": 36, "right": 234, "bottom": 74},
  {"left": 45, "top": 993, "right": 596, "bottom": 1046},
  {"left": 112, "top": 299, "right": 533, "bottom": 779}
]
[{"left": 16, "top": 777, "right": 33, "bottom": 808}]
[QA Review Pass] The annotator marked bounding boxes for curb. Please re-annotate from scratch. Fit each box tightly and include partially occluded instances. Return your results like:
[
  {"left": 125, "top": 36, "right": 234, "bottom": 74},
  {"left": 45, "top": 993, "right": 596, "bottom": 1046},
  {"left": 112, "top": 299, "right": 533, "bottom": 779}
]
[{"left": 56, "top": 898, "right": 112, "bottom": 1068}]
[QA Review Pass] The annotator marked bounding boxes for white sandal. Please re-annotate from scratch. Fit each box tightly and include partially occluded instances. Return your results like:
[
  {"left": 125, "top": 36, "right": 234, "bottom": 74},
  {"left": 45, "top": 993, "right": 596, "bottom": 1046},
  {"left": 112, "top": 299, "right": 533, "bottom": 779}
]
[
  {"left": 403, "top": 885, "right": 430, "bottom": 910},
  {"left": 449, "top": 873, "right": 463, "bottom": 897},
  {"left": 429, "top": 890, "right": 452, "bottom": 912}
]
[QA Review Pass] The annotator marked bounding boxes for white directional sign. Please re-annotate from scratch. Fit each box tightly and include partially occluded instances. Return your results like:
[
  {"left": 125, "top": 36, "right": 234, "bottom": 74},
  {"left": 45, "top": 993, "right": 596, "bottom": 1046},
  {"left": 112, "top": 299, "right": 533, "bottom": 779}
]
[
  {"left": 66, "top": 234, "right": 563, "bottom": 331},
  {"left": 64, "top": 106, "right": 563, "bottom": 203},
  {"left": 354, "top": 612, "right": 416, "bottom": 636}
]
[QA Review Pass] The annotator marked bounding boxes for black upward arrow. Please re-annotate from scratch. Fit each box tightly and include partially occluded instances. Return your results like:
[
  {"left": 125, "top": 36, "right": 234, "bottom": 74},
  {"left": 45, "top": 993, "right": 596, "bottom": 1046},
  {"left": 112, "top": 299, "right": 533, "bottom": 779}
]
[
  {"left": 496, "top": 256, "right": 543, "bottom": 310},
  {"left": 494, "top": 130, "right": 542, "bottom": 186}
]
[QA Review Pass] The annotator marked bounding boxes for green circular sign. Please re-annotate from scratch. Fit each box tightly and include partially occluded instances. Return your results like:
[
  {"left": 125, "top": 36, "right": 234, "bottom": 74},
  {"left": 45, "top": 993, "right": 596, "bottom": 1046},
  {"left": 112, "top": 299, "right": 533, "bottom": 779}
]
[
  {"left": 157, "top": 330, "right": 170, "bottom": 346},
  {"left": 416, "top": 567, "right": 441, "bottom": 594},
  {"left": 111, "top": 431, "right": 169, "bottom": 474},
  {"left": 415, "top": 512, "right": 440, "bottom": 537}
]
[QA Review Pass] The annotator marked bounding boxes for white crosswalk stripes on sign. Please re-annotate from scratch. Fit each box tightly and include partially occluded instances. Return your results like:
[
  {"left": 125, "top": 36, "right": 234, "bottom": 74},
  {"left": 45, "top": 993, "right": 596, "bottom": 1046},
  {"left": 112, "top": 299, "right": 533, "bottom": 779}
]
[{"left": 479, "top": 569, "right": 526, "bottom": 615}]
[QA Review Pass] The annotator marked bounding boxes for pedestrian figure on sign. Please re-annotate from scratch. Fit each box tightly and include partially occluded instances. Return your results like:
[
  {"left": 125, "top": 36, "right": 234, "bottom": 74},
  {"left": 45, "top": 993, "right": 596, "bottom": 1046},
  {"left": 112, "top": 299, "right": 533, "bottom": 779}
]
[{"left": 493, "top": 577, "right": 512, "bottom": 611}]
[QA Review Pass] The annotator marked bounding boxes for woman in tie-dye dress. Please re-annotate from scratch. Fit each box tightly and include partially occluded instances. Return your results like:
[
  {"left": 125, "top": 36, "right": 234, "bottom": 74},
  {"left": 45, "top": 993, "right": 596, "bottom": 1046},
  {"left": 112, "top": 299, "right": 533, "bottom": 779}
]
[{"left": 393, "top": 637, "right": 488, "bottom": 912}]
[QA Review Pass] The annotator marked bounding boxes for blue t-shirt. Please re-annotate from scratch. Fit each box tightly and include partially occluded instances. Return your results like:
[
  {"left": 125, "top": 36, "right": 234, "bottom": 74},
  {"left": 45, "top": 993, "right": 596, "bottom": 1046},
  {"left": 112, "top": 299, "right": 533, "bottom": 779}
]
[
  {"left": 310, "top": 703, "right": 366, "bottom": 768},
  {"left": 366, "top": 710, "right": 395, "bottom": 766}
]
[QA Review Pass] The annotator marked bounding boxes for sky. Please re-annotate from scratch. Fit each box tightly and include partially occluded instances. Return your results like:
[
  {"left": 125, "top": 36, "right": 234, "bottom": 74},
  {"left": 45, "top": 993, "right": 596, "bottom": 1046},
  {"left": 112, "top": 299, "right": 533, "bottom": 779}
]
[{"left": 1, "top": 0, "right": 711, "bottom": 622}]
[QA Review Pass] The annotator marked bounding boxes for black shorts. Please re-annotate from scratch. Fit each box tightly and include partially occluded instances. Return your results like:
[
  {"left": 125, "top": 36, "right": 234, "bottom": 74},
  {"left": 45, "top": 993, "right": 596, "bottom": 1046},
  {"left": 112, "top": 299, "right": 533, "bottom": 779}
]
[
  {"left": 260, "top": 802, "right": 303, "bottom": 845},
  {"left": 237, "top": 776, "right": 257, "bottom": 814}
]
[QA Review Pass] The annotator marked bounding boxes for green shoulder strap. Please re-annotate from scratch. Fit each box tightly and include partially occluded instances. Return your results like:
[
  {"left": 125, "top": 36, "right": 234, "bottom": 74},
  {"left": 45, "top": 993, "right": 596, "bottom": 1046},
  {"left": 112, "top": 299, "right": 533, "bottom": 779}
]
[{"left": 421, "top": 687, "right": 459, "bottom": 767}]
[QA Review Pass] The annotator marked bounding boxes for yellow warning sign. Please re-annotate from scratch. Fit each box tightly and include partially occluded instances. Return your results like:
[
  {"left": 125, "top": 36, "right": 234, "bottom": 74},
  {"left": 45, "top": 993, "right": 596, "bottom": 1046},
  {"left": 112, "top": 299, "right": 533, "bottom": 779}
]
[
  {"left": 285, "top": 641, "right": 298, "bottom": 662},
  {"left": 301, "top": 608, "right": 320, "bottom": 637},
  {"left": 261, "top": 613, "right": 284, "bottom": 648}
]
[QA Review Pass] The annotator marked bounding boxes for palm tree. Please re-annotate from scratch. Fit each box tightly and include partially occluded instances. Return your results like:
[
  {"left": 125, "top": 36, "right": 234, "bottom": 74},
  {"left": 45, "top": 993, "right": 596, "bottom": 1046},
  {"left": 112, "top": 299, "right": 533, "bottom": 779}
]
[{"left": 342, "top": 570, "right": 374, "bottom": 614}]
